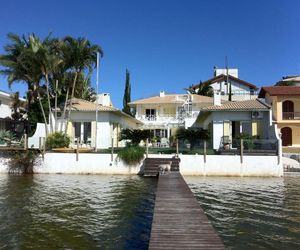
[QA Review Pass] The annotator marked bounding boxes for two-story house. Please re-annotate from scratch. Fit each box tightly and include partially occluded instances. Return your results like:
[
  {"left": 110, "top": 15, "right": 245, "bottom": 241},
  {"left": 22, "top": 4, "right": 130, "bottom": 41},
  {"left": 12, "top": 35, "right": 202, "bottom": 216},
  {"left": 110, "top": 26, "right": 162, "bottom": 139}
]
[
  {"left": 129, "top": 91, "right": 213, "bottom": 141},
  {"left": 259, "top": 86, "right": 300, "bottom": 147},
  {"left": 190, "top": 67, "right": 258, "bottom": 101}
]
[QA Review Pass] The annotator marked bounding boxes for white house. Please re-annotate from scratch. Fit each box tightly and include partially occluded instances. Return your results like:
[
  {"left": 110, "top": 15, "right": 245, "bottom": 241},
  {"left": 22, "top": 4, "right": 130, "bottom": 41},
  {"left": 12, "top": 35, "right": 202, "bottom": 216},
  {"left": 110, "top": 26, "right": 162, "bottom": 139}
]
[
  {"left": 28, "top": 93, "right": 142, "bottom": 149},
  {"left": 190, "top": 67, "right": 258, "bottom": 101},
  {"left": 196, "top": 92, "right": 275, "bottom": 150},
  {"left": 0, "top": 90, "right": 26, "bottom": 130},
  {"left": 129, "top": 91, "right": 214, "bottom": 141}
]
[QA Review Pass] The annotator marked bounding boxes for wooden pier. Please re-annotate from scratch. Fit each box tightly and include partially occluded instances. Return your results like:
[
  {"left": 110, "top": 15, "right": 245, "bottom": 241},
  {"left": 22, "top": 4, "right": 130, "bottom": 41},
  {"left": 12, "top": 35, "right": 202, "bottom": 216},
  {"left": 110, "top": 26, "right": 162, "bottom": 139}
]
[{"left": 149, "top": 173, "right": 224, "bottom": 249}]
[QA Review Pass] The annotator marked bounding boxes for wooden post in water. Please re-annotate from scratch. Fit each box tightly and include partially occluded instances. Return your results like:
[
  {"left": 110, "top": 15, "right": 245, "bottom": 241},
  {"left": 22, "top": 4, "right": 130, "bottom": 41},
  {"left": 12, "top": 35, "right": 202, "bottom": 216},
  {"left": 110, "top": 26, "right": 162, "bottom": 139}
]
[
  {"left": 146, "top": 138, "right": 149, "bottom": 158},
  {"left": 111, "top": 138, "right": 114, "bottom": 162},
  {"left": 240, "top": 139, "right": 244, "bottom": 164},
  {"left": 24, "top": 134, "right": 28, "bottom": 150},
  {"left": 176, "top": 139, "right": 179, "bottom": 157},
  {"left": 76, "top": 137, "right": 79, "bottom": 161},
  {"left": 42, "top": 137, "right": 45, "bottom": 160},
  {"left": 204, "top": 140, "right": 207, "bottom": 163}
]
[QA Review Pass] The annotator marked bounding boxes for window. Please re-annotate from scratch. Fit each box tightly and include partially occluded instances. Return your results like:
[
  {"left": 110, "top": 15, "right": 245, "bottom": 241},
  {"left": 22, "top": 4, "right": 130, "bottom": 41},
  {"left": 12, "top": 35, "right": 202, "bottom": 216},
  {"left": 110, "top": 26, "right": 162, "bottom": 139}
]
[
  {"left": 145, "top": 109, "right": 156, "bottom": 119},
  {"left": 74, "top": 122, "right": 81, "bottom": 139}
]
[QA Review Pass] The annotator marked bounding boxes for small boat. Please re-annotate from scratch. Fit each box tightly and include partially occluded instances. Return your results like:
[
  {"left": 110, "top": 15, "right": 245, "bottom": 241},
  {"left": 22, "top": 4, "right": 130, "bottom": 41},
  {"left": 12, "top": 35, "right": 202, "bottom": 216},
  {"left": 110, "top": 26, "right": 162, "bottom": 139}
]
[{"left": 52, "top": 147, "right": 95, "bottom": 153}]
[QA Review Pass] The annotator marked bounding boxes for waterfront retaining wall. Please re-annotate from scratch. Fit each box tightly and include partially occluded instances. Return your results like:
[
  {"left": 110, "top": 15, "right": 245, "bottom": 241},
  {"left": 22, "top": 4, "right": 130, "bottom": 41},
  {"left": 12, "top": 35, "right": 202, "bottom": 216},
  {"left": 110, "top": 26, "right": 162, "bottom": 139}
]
[{"left": 0, "top": 153, "right": 283, "bottom": 176}]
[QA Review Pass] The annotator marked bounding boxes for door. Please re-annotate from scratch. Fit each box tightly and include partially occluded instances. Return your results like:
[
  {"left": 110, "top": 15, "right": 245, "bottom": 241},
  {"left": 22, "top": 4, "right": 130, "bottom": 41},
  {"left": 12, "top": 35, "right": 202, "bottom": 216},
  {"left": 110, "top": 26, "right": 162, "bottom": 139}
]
[
  {"left": 281, "top": 127, "right": 292, "bottom": 146},
  {"left": 282, "top": 101, "right": 294, "bottom": 119}
]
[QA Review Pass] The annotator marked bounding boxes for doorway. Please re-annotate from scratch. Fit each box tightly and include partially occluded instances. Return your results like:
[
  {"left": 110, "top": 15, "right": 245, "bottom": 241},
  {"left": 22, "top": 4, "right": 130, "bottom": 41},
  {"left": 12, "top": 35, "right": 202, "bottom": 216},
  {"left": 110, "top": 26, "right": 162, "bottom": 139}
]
[{"left": 281, "top": 127, "right": 292, "bottom": 146}]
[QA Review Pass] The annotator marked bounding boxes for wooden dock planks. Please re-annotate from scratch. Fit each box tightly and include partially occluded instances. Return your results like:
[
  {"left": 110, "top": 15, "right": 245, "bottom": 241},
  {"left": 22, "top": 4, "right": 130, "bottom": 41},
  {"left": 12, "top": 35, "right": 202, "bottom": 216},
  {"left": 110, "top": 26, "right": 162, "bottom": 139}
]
[{"left": 149, "top": 173, "right": 224, "bottom": 250}]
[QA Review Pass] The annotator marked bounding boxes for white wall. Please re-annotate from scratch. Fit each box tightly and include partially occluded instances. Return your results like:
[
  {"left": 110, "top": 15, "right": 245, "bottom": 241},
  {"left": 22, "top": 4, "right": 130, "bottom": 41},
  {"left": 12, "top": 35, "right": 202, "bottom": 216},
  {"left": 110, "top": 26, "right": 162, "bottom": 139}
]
[
  {"left": 0, "top": 153, "right": 282, "bottom": 177},
  {"left": 0, "top": 95, "right": 12, "bottom": 118}
]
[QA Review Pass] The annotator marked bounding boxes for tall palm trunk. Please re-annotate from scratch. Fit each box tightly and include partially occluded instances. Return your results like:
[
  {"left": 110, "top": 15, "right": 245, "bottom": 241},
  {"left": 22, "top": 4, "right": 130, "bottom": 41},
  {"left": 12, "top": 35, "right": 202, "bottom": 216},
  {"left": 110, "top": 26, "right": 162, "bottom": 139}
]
[
  {"left": 60, "top": 87, "right": 69, "bottom": 133},
  {"left": 54, "top": 79, "right": 58, "bottom": 132},
  {"left": 64, "top": 71, "right": 78, "bottom": 134},
  {"left": 45, "top": 74, "right": 53, "bottom": 133},
  {"left": 37, "top": 91, "right": 49, "bottom": 136}
]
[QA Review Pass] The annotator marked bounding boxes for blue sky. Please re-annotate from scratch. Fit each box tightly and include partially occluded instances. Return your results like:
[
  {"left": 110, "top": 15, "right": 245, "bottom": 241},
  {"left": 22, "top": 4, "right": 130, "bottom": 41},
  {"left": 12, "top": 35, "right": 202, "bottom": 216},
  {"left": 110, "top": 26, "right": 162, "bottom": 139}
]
[{"left": 0, "top": 0, "right": 300, "bottom": 108}]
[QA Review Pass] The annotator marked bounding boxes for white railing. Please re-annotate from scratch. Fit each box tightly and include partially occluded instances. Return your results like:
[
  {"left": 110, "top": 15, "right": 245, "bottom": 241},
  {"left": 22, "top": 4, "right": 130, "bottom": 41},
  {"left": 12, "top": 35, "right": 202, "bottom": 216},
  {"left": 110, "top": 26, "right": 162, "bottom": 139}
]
[{"left": 136, "top": 112, "right": 200, "bottom": 123}]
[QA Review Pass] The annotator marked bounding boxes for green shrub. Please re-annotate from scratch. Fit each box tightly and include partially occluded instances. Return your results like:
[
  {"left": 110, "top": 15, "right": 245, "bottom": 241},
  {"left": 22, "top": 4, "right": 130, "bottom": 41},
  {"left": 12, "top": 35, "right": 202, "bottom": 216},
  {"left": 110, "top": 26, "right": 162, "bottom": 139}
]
[
  {"left": 8, "top": 150, "right": 39, "bottom": 174},
  {"left": 0, "top": 130, "right": 15, "bottom": 145},
  {"left": 46, "top": 132, "right": 70, "bottom": 149},
  {"left": 117, "top": 145, "right": 145, "bottom": 165}
]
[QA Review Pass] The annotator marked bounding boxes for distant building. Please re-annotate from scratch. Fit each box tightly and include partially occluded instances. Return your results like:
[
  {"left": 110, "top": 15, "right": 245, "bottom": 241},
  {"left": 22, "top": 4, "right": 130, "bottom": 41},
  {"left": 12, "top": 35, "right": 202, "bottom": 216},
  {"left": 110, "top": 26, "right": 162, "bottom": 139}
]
[
  {"left": 189, "top": 67, "right": 258, "bottom": 101},
  {"left": 259, "top": 86, "right": 300, "bottom": 147},
  {"left": 29, "top": 93, "right": 142, "bottom": 149},
  {"left": 275, "top": 76, "right": 300, "bottom": 86},
  {"left": 0, "top": 90, "right": 26, "bottom": 131},
  {"left": 196, "top": 92, "right": 273, "bottom": 150},
  {"left": 129, "top": 91, "right": 213, "bottom": 141}
]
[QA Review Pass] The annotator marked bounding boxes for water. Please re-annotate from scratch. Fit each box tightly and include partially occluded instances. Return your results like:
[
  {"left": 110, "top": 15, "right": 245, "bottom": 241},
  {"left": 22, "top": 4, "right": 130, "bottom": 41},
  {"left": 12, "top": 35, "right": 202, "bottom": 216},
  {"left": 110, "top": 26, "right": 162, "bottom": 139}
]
[
  {"left": 0, "top": 175, "right": 157, "bottom": 249},
  {"left": 1, "top": 174, "right": 300, "bottom": 249},
  {"left": 185, "top": 176, "right": 300, "bottom": 249}
]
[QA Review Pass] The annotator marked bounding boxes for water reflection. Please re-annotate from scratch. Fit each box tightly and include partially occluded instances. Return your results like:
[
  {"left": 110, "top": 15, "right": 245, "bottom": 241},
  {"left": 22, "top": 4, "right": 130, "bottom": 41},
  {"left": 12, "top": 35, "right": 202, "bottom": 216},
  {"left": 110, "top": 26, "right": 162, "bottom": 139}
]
[
  {"left": 0, "top": 175, "right": 157, "bottom": 249},
  {"left": 185, "top": 176, "right": 300, "bottom": 249}
]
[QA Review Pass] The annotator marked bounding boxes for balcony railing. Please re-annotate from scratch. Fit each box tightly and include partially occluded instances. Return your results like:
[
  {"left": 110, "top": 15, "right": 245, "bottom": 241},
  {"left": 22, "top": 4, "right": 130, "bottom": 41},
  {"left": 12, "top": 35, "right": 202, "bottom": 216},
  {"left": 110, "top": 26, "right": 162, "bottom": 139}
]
[
  {"left": 282, "top": 112, "right": 300, "bottom": 120},
  {"left": 137, "top": 112, "right": 200, "bottom": 122}
]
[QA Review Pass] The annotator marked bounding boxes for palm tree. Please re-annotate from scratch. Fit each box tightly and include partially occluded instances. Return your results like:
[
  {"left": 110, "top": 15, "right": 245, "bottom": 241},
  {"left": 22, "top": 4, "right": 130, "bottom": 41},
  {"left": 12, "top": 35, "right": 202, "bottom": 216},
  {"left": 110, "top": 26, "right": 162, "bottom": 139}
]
[
  {"left": 119, "top": 129, "right": 151, "bottom": 145},
  {"left": 62, "top": 36, "right": 103, "bottom": 134},
  {"left": 196, "top": 81, "right": 214, "bottom": 97},
  {"left": 27, "top": 34, "right": 63, "bottom": 133},
  {"left": 176, "top": 127, "right": 209, "bottom": 150},
  {"left": 0, "top": 33, "right": 49, "bottom": 135}
]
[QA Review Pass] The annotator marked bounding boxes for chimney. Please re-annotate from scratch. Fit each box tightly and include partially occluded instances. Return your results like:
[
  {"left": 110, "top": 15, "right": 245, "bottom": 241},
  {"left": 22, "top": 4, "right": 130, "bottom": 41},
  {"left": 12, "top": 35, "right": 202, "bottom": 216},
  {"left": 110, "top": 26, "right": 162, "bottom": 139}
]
[
  {"left": 97, "top": 93, "right": 111, "bottom": 106},
  {"left": 213, "top": 91, "right": 221, "bottom": 106},
  {"left": 159, "top": 91, "right": 165, "bottom": 97}
]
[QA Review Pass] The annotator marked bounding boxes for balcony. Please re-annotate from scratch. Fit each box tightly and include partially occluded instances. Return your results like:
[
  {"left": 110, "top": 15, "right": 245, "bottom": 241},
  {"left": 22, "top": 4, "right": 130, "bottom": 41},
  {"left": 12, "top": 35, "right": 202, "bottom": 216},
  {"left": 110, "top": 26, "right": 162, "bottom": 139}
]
[{"left": 282, "top": 112, "right": 300, "bottom": 120}]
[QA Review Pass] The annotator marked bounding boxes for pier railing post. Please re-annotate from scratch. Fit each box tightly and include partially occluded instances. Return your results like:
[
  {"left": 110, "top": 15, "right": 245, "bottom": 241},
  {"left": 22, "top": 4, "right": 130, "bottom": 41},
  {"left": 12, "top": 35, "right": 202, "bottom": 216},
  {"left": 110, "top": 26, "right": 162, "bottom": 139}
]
[
  {"left": 76, "top": 137, "right": 79, "bottom": 161},
  {"left": 24, "top": 134, "right": 28, "bottom": 150},
  {"left": 111, "top": 138, "right": 114, "bottom": 162},
  {"left": 204, "top": 140, "right": 207, "bottom": 163},
  {"left": 176, "top": 139, "right": 179, "bottom": 157},
  {"left": 146, "top": 138, "right": 149, "bottom": 158},
  {"left": 240, "top": 139, "right": 243, "bottom": 164},
  {"left": 42, "top": 137, "right": 45, "bottom": 160}
]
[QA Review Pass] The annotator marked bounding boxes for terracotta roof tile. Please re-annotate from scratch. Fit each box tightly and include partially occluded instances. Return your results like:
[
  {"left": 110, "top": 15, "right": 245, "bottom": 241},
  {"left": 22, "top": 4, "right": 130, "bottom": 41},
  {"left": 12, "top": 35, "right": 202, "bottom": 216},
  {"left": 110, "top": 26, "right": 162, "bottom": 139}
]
[
  {"left": 191, "top": 74, "right": 257, "bottom": 90},
  {"left": 202, "top": 99, "right": 270, "bottom": 111},
  {"left": 129, "top": 94, "right": 213, "bottom": 105},
  {"left": 258, "top": 86, "right": 300, "bottom": 97}
]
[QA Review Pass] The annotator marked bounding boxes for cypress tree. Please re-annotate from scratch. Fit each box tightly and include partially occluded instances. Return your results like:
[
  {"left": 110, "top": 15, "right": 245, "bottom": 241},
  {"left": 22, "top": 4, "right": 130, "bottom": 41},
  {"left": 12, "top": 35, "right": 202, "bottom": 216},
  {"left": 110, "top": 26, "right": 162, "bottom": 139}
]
[{"left": 122, "top": 69, "right": 133, "bottom": 116}]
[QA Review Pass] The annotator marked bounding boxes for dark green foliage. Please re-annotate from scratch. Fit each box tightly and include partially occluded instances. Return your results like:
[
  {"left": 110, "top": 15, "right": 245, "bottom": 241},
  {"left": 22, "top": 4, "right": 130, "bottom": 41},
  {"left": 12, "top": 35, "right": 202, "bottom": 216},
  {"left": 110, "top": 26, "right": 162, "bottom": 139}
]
[
  {"left": 0, "top": 130, "right": 15, "bottom": 145},
  {"left": 8, "top": 150, "right": 39, "bottom": 174},
  {"left": 176, "top": 128, "right": 209, "bottom": 149},
  {"left": 189, "top": 81, "right": 214, "bottom": 97},
  {"left": 236, "top": 133, "right": 254, "bottom": 150},
  {"left": 228, "top": 81, "right": 232, "bottom": 101},
  {"left": 46, "top": 132, "right": 70, "bottom": 149},
  {"left": 119, "top": 129, "right": 151, "bottom": 145},
  {"left": 122, "top": 69, "right": 132, "bottom": 116},
  {"left": 117, "top": 145, "right": 145, "bottom": 165}
]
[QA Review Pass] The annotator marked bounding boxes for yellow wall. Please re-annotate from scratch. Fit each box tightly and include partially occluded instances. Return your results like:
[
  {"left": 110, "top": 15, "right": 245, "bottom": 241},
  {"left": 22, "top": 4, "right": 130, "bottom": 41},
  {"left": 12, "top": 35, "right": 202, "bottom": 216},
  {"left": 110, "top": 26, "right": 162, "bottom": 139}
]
[
  {"left": 223, "top": 121, "right": 230, "bottom": 136},
  {"left": 252, "top": 120, "right": 262, "bottom": 138},
  {"left": 67, "top": 122, "right": 74, "bottom": 139},
  {"left": 91, "top": 121, "right": 96, "bottom": 147}
]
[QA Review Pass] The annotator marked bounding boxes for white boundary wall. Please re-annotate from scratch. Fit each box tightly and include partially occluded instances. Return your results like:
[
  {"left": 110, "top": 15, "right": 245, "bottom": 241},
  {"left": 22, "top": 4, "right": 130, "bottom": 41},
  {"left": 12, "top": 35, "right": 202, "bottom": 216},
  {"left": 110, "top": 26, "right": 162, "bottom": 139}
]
[{"left": 0, "top": 153, "right": 283, "bottom": 177}]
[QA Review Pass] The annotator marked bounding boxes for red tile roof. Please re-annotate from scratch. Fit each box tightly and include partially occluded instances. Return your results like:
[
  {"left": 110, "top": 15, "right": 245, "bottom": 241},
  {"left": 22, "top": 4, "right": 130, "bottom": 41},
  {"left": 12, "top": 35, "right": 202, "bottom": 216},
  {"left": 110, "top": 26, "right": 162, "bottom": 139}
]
[
  {"left": 258, "top": 86, "right": 300, "bottom": 97},
  {"left": 191, "top": 74, "right": 257, "bottom": 90}
]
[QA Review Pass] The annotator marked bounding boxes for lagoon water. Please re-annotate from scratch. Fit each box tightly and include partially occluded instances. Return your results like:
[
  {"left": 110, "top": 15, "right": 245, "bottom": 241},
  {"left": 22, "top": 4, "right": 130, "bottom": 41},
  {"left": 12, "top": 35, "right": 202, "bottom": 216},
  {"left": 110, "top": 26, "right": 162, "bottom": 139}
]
[
  {"left": 185, "top": 176, "right": 300, "bottom": 249},
  {"left": 0, "top": 174, "right": 300, "bottom": 249},
  {"left": 0, "top": 175, "right": 156, "bottom": 249}
]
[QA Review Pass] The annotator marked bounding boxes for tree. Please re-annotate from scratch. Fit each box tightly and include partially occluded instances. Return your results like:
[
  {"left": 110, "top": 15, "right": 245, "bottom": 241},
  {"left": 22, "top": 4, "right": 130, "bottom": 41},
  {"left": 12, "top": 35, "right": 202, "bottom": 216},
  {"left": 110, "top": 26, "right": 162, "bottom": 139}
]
[
  {"left": 122, "top": 69, "right": 132, "bottom": 116},
  {"left": 196, "top": 81, "right": 214, "bottom": 97},
  {"left": 176, "top": 128, "right": 209, "bottom": 149},
  {"left": 10, "top": 92, "right": 26, "bottom": 121},
  {"left": 62, "top": 36, "right": 103, "bottom": 134},
  {"left": 228, "top": 81, "right": 232, "bottom": 101},
  {"left": 119, "top": 129, "right": 150, "bottom": 145},
  {"left": 0, "top": 33, "right": 49, "bottom": 135},
  {"left": 187, "top": 81, "right": 214, "bottom": 97}
]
